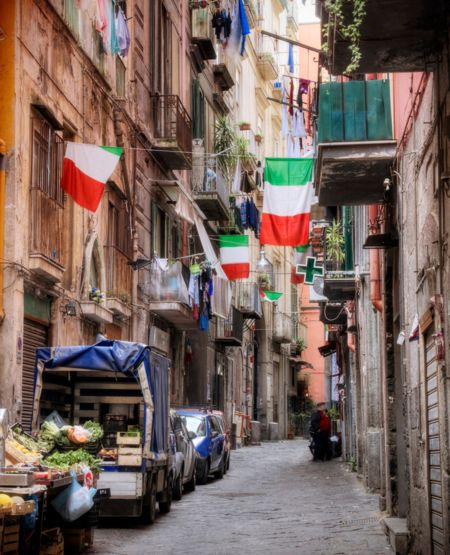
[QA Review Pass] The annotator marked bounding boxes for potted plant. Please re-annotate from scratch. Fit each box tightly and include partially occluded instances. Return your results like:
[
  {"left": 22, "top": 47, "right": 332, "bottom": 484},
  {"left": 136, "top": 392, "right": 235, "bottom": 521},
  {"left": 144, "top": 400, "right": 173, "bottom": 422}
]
[
  {"left": 325, "top": 219, "right": 345, "bottom": 270},
  {"left": 257, "top": 272, "right": 271, "bottom": 290},
  {"left": 255, "top": 133, "right": 263, "bottom": 145},
  {"left": 239, "top": 121, "right": 251, "bottom": 131},
  {"left": 214, "top": 116, "right": 237, "bottom": 181}
]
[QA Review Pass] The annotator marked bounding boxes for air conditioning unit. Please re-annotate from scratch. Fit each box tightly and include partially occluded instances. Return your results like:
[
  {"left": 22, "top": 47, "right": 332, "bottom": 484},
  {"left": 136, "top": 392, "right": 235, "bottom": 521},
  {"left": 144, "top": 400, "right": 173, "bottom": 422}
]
[
  {"left": 309, "top": 276, "right": 328, "bottom": 302},
  {"left": 149, "top": 326, "right": 170, "bottom": 355}
]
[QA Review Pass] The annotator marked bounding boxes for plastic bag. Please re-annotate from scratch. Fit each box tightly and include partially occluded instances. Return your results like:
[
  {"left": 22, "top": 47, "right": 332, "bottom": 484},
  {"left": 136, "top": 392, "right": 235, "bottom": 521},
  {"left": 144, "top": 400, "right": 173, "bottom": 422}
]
[
  {"left": 51, "top": 471, "right": 96, "bottom": 522},
  {"left": 45, "top": 410, "right": 66, "bottom": 429}
]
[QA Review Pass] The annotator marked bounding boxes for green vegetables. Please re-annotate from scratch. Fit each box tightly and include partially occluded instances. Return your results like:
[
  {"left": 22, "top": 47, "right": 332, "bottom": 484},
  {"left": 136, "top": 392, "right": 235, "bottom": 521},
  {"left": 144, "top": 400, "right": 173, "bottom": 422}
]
[
  {"left": 83, "top": 421, "right": 103, "bottom": 441},
  {"left": 37, "top": 421, "right": 60, "bottom": 453},
  {"left": 43, "top": 449, "right": 101, "bottom": 473}
]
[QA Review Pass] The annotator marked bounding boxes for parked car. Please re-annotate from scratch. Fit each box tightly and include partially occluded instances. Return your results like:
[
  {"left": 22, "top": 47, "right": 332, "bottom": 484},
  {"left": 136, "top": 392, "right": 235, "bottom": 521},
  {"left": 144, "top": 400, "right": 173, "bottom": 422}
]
[
  {"left": 169, "top": 410, "right": 197, "bottom": 500},
  {"left": 211, "top": 410, "right": 231, "bottom": 472},
  {"left": 176, "top": 409, "right": 227, "bottom": 485}
]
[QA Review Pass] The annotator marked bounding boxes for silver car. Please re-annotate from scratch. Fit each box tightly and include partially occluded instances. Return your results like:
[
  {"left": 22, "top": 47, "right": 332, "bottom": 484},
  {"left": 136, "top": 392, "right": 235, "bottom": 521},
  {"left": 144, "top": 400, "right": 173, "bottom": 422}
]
[{"left": 170, "top": 409, "right": 197, "bottom": 500}]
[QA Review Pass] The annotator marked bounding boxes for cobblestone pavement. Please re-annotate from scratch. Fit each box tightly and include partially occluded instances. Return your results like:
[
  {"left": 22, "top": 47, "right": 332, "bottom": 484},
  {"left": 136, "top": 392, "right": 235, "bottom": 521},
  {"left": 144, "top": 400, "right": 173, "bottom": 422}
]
[{"left": 93, "top": 439, "right": 392, "bottom": 555}]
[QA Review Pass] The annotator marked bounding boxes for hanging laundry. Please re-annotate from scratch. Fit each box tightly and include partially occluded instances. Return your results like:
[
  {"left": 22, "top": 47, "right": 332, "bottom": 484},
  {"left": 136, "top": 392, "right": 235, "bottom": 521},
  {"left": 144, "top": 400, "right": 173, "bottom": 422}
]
[
  {"left": 227, "top": 1, "right": 241, "bottom": 56},
  {"left": 287, "top": 134, "right": 295, "bottom": 158},
  {"left": 115, "top": 5, "right": 130, "bottom": 56},
  {"left": 110, "top": 1, "right": 120, "bottom": 55},
  {"left": 288, "top": 43, "right": 295, "bottom": 74},
  {"left": 299, "top": 78, "right": 311, "bottom": 96},
  {"left": 282, "top": 87, "right": 289, "bottom": 138},
  {"left": 292, "top": 109, "right": 307, "bottom": 139},
  {"left": 238, "top": 0, "right": 251, "bottom": 56},
  {"left": 95, "top": 0, "right": 107, "bottom": 39},
  {"left": 212, "top": 9, "right": 226, "bottom": 40},
  {"left": 289, "top": 79, "right": 294, "bottom": 116},
  {"left": 232, "top": 158, "right": 242, "bottom": 194}
]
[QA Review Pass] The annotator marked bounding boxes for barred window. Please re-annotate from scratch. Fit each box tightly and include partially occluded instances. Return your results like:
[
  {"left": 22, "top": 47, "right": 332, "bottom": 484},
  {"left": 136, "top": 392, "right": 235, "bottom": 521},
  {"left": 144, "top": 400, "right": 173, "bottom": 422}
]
[
  {"left": 107, "top": 187, "right": 132, "bottom": 258},
  {"left": 31, "top": 115, "right": 65, "bottom": 206}
]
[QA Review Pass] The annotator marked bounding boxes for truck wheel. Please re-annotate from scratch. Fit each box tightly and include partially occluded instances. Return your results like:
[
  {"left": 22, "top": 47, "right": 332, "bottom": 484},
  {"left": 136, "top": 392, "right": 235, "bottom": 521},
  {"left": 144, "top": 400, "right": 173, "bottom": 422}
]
[
  {"left": 142, "top": 485, "right": 157, "bottom": 525},
  {"left": 197, "top": 460, "right": 209, "bottom": 485},
  {"left": 172, "top": 471, "right": 183, "bottom": 501},
  {"left": 185, "top": 466, "right": 196, "bottom": 492},
  {"left": 159, "top": 478, "right": 173, "bottom": 514},
  {"left": 215, "top": 457, "right": 224, "bottom": 479}
]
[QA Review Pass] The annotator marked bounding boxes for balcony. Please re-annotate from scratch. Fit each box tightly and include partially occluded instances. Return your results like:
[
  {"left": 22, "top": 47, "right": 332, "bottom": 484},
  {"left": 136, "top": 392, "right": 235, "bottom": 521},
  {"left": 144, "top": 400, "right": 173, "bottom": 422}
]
[
  {"left": 147, "top": 261, "right": 197, "bottom": 330},
  {"left": 323, "top": 271, "right": 356, "bottom": 302},
  {"left": 192, "top": 157, "right": 230, "bottom": 221},
  {"left": 273, "top": 310, "right": 293, "bottom": 344},
  {"left": 191, "top": 8, "right": 216, "bottom": 60},
  {"left": 318, "top": 0, "right": 447, "bottom": 74},
  {"left": 29, "top": 189, "right": 65, "bottom": 283},
  {"left": 316, "top": 80, "right": 396, "bottom": 206},
  {"left": 256, "top": 52, "right": 278, "bottom": 81},
  {"left": 218, "top": 204, "right": 244, "bottom": 235},
  {"left": 79, "top": 301, "right": 114, "bottom": 325},
  {"left": 319, "top": 302, "right": 347, "bottom": 325},
  {"left": 234, "top": 282, "right": 262, "bottom": 319},
  {"left": 213, "top": 64, "right": 234, "bottom": 91},
  {"left": 151, "top": 95, "right": 193, "bottom": 170},
  {"left": 216, "top": 307, "right": 244, "bottom": 346}
]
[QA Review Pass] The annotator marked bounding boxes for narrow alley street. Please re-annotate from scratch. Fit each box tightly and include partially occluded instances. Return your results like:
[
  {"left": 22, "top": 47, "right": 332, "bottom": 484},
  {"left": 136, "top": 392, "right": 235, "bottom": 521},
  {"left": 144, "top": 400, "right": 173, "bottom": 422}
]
[{"left": 93, "top": 440, "right": 392, "bottom": 555}]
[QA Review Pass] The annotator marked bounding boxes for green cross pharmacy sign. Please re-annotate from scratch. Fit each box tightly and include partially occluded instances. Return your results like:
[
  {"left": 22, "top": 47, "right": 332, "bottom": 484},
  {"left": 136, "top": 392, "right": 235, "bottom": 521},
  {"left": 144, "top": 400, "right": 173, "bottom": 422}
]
[{"left": 296, "top": 256, "right": 324, "bottom": 285}]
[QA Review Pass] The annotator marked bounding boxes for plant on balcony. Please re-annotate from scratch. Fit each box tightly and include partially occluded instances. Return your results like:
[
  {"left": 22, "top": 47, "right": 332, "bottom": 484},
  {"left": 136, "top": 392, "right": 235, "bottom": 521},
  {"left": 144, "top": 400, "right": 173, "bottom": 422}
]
[
  {"left": 294, "top": 338, "right": 306, "bottom": 354},
  {"left": 325, "top": 219, "right": 345, "bottom": 267},
  {"left": 106, "top": 290, "right": 131, "bottom": 304},
  {"left": 89, "top": 287, "right": 105, "bottom": 304},
  {"left": 257, "top": 272, "right": 272, "bottom": 290},
  {"left": 239, "top": 121, "right": 251, "bottom": 131},
  {"left": 322, "top": 0, "right": 367, "bottom": 74},
  {"left": 214, "top": 116, "right": 236, "bottom": 180},
  {"left": 255, "top": 134, "right": 263, "bottom": 145}
]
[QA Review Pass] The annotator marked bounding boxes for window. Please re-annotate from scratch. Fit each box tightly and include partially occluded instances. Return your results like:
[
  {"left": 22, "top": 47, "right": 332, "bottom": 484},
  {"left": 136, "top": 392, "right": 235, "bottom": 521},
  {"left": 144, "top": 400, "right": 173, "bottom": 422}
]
[
  {"left": 208, "top": 416, "right": 221, "bottom": 435},
  {"left": 192, "top": 79, "right": 205, "bottom": 139},
  {"left": 182, "top": 415, "right": 206, "bottom": 438},
  {"left": 116, "top": 57, "right": 126, "bottom": 98},
  {"left": 31, "top": 114, "right": 65, "bottom": 205},
  {"left": 30, "top": 112, "right": 65, "bottom": 265},
  {"left": 151, "top": 202, "right": 169, "bottom": 258},
  {"left": 107, "top": 188, "right": 132, "bottom": 257}
]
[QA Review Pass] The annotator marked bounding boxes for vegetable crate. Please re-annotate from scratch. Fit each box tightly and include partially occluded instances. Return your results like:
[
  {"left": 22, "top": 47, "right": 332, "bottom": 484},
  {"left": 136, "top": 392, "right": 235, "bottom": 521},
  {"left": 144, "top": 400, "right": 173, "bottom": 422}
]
[
  {"left": 116, "top": 432, "right": 140, "bottom": 446},
  {"left": 61, "top": 527, "right": 94, "bottom": 554},
  {"left": 1, "top": 519, "right": 20, "bottom": 555},
  {"left": 40, "top": 528, "right": 64, "bottom": 555}
]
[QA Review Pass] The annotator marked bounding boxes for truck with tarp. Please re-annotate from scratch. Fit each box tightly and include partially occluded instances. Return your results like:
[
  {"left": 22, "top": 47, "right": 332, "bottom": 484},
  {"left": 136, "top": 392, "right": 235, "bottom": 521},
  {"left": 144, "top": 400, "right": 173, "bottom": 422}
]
[{"left": 31, "top": 340, "right": 173, "bottom": 522}]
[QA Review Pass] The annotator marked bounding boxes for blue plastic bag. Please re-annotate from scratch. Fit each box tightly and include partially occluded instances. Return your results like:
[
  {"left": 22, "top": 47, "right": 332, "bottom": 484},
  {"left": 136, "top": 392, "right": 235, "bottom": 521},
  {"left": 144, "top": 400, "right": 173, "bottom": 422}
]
[{"left": 51, "top": 471, "right": 96, "bottom": 522}]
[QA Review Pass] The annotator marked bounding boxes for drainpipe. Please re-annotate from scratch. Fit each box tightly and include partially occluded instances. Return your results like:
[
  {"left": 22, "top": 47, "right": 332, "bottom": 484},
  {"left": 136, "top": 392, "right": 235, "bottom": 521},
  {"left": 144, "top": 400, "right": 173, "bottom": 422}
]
[
  {"left": 0, "top": 140, "right": 6, "bottom": 323},
  {"left": 369, "top": 205, "right": 383, "bottom": 312}
]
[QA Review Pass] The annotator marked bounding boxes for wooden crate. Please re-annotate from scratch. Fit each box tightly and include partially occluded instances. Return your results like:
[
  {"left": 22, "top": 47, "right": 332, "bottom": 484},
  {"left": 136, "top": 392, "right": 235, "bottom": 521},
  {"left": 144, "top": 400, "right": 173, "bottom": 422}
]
[
  {"left": 116, "top": 432, "right": 140, "bottom": 446},
  {"left": 3, "top": 521, "right": 20, "bottom": 554},
  {"left": 40, "top": 527, "right": 64, "bottom": 555},
  {"left": 62, "top": 529, "right": 85, "bottom": 554},
  {"left": 118, "top": 446, "right": 142, "bottom": 455},
  {"left": 10, "top": 500, "right": 35, "bottom": 516},
  {"left": 117, "top": 454, "right": 142, "bottom": 466}
]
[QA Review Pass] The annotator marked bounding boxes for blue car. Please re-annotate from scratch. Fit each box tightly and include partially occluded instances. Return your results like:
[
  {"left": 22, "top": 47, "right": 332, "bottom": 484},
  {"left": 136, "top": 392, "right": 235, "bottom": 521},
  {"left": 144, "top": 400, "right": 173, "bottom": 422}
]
[{"left": 176, "top": 409, "right": 226, "bottom": 485}]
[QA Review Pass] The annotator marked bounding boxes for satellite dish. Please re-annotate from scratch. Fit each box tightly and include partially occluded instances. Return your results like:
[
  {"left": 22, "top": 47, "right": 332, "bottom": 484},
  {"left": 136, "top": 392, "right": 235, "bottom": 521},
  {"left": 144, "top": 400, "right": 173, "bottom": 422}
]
[{"left": 310, "top": 276, "right": 328, "bottom": 302}]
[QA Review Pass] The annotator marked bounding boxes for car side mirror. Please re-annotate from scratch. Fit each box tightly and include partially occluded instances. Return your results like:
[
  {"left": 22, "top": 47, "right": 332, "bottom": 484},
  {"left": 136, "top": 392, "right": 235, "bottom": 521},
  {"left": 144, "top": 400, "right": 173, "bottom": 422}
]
[{"left": 188, "top": 431, "right": 196, "bottom": 440}]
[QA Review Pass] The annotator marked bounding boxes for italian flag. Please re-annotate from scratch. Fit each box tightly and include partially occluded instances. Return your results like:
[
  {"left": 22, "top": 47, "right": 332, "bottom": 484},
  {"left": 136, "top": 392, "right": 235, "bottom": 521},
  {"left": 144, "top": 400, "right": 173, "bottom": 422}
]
[
  {"left": 259, "top": 289, "right": 283, "bottom": 303},
  {"left": 219, "top": 235, "right": 250, "bottom": 280},
  {"left": 260, "top": 158, "right": 313, "bottom": 246},
  {"left": 61, "top": 143, "right": 123, "bottom": 212}
]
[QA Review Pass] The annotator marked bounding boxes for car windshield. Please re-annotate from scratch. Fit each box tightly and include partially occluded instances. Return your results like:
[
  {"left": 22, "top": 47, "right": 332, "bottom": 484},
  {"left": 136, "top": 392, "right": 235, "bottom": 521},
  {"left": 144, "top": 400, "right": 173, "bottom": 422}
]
[{"left": 182, "top": 415, "right": 206, "bottom": 438}]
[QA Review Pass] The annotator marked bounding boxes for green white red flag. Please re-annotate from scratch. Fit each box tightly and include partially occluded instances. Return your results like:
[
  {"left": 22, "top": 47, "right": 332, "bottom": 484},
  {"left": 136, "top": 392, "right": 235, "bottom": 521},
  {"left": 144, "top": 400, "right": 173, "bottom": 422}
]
[
  {"left": 219, "top": 234, "right": 250, "bottom": 280},
  {"left": 259, "top": 289, "right": 283, "bottom": 302},
  {"left": 61, "top": 142, "right": 123, "bottom": 212},
  {"left": 260, "top": 158, "right": 313, "bottom": 246}
]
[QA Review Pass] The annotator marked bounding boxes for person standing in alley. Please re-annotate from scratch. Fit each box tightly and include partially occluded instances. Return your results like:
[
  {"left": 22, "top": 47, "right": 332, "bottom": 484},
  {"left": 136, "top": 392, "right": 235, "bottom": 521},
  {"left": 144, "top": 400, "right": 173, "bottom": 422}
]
[{"left": 309, "top": 402, "right": 331, "bottom": 461}]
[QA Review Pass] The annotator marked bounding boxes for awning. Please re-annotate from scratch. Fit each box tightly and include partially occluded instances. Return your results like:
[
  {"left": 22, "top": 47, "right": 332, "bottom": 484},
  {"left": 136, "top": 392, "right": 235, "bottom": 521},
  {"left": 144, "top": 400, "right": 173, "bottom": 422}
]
[{"left": 289, "top": 356, "right": 314, "bottom": 369}]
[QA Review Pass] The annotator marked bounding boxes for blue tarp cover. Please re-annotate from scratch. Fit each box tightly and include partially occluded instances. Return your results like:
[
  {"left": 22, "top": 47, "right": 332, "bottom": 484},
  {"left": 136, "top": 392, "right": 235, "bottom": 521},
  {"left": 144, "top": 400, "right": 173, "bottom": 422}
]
[{"left": 33, "top": 340, "right": 169, "bottom": 456}]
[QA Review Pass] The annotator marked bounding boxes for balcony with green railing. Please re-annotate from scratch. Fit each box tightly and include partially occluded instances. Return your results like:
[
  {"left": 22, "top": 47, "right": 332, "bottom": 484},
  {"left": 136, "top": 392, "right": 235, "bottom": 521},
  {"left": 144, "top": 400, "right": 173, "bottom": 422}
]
[{"left": 316, "top": 79, "right": 396, "bottom": 206}]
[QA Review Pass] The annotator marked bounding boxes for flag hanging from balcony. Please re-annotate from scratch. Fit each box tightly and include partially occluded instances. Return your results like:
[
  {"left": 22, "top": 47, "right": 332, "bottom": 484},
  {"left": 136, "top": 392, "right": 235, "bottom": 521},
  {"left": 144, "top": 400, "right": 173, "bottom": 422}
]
[
  {"left": 259, "top": 289, "right": 283, "bottom": 303},
  {"left": 219, "top": 234, "right": 250, "bottom": 280},
  {"left": 260, "top": 158, "right": 313, "bottom": 246},
  {"left": 61, "top": 142, "right": 123, "bottom": 212}
]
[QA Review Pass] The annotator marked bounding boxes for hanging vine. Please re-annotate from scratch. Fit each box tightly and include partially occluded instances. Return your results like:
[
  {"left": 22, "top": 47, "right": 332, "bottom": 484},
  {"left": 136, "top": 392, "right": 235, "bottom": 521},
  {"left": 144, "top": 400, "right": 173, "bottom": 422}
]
[{"left": 322, "top": 0, "right": 367, "bottom": 74}]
